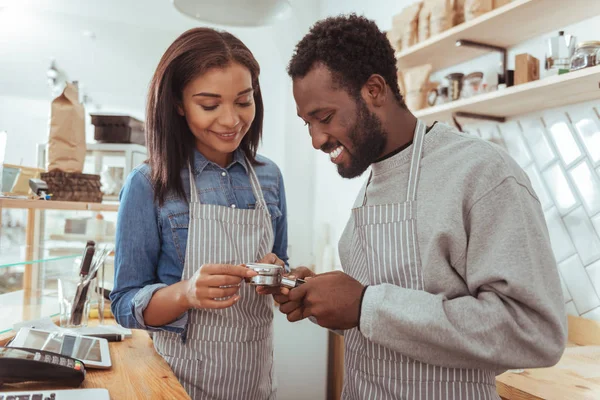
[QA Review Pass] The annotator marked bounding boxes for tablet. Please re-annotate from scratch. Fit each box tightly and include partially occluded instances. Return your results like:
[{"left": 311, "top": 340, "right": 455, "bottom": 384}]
[{"left": 9, "top": 327, "right": 112, "bottom": 369}]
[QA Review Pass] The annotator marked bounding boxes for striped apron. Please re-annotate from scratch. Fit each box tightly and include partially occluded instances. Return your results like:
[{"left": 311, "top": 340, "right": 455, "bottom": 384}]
[
  {"left": 342, "top": 120, "right": 500, "bottom": 399},
  {"left": 153, "top": 161, "right": 276, "bottom": 400}
]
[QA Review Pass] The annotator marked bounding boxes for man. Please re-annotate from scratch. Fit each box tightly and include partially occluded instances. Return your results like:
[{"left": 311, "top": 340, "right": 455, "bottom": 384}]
[{"left": 275, "top": 14, "right": 566, "bottom": 399}]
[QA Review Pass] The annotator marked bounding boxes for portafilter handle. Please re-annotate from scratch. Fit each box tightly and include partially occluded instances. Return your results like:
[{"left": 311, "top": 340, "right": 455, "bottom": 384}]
[{"left": 280, "top": 277, "right": 306, "bottom": 289}]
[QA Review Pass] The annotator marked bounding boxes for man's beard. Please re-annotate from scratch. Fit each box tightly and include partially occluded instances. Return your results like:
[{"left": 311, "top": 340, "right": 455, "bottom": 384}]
[{"left": 337, "top": 99, "right": 387, "bottom": 179}]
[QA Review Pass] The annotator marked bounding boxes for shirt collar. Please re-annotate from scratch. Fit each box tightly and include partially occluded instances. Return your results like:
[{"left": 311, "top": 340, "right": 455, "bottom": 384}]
[{"left": 191, "top": 148, "right": 248, "bottom": 175}]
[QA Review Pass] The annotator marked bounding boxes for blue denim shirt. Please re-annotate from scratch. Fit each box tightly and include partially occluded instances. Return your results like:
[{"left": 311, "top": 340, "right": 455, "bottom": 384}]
[{"left": 110, "top": 148, "right": 288, "bottom": 334}]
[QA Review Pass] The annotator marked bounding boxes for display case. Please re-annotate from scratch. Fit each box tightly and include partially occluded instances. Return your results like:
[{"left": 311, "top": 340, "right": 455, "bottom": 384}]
[
  {"left": 0, "top": 199, "right": 118, "bottom": 333},
  {"left": 0, "top": 254, "right": 79, "bottom": 334},
  {"left": 37, "top": 142, "right": 147, "bottom": 201}
]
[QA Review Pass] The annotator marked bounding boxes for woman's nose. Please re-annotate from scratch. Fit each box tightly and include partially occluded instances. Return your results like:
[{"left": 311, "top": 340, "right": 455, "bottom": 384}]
[{"left": 218, "top": 105, "right": 240, "bottom": 129}]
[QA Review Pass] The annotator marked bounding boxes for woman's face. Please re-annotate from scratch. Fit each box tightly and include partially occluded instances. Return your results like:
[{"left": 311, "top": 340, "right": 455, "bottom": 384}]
[{"left": 179, "top": 62, "right": 256, "bottom": 166}]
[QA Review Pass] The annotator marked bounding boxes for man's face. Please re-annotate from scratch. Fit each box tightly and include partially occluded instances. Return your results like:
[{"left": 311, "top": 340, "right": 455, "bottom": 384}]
[{"left": 293, "top": 64, "right": 387, "bottom": 179}]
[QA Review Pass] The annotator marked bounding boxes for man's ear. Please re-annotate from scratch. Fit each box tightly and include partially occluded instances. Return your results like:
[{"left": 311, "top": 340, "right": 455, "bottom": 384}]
[
  {"left": 361, "top": 74, "right": 387, "bottom": 107},
  {"left": 177, "top": 104, "right": 185, "bottom": 116}
]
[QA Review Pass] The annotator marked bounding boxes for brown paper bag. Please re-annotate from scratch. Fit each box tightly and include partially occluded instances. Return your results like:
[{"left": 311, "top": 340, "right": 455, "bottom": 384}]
[
  {"left": 493, "top": 0, "right": 511, "bottom": 8},
  {"left": 403, "top": 64, "right": 433, "bottom": 111},
  {"left": 48, "top": 82, "right": 86, "bottom": 173},
  {"left": 391, "top": 2, "right": 423, "bottom": 51},
  {"left": 465, "top": 0, "right": 493, "bottom": 21},
  {"left": 453, "top": 0, "right": 466, "bottom": 25},
  {"left": 430, "top": 0, "right": 454, "bottom": 36},
  {"left": 387, "top": 29, "right": 402, "bottom": 53},
  {"left": 418, "top": 0, "right": 432, "bottom": 43},
  {"left": 403, "top": 1, "right": 423, "bottom": 49}
]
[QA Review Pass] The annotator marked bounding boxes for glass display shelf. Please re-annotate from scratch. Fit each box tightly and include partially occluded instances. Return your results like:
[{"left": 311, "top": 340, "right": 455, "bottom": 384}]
[{"left": 0, "top": 254, "right": 80, "bottom": 334}]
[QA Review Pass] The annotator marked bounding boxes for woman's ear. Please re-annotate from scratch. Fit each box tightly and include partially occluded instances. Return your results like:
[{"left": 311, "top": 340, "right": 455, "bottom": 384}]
[{"left": 177, "top": 104, "right": 185, "bottom": 116}]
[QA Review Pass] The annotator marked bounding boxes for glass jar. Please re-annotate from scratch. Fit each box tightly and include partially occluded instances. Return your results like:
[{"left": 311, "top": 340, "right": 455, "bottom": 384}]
[{"left": 570, "top": 41, "right": 600, "bottom": 71}]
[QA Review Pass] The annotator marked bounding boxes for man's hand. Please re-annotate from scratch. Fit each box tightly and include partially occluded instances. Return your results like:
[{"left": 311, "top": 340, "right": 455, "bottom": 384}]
[
  {"left": 260, "top": 266, "right": 315, "bottom": 302},
  {"left": 285, "top": 271, "right": 364, "bottom": 330}
]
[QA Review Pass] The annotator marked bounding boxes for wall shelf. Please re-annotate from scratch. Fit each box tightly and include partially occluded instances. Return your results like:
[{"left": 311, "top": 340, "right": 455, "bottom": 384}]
[
  {"left": 414, "top": 65, "right": 600, "bottom": 124},
  {"left": 395, "top": 0, "right": 600, "bottom": 71},
  {"left": 0, "top": 198, "right": 119, "bottom": 212}
]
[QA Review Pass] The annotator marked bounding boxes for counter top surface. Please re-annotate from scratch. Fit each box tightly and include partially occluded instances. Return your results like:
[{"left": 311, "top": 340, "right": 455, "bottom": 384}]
[
  {"left": 497, "top": 315, "right": 600, "bottom": 400},
  {"left": 497, "top": 344, "right": 600, "bottom": 399},
  {"left": 0, "top": 321, "right": 190, "bottom": 399}
]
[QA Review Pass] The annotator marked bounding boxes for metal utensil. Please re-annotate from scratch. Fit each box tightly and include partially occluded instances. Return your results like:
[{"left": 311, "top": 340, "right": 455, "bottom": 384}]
[{"left": 245, "top": 263, "right": 305, "bottom": 289}]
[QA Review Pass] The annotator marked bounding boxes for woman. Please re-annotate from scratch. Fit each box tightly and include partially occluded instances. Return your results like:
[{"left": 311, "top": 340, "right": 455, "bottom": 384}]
[{"left": 110, "top": 28, "right": 288, "bottom": 400}]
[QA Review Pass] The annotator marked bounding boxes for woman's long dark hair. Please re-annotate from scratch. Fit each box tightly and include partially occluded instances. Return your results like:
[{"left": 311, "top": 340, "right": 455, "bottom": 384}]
[{"left": 146, "top": 28, "right": 264, "bottom": 205}]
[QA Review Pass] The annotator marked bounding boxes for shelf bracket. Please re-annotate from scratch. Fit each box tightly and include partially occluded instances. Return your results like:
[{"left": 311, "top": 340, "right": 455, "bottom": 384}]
[
  {"left": 452, "top": 111, "right": 507, "bottom": 132},
  {"left": 455, "top": 39, "right": 508, "bottom": 85}
]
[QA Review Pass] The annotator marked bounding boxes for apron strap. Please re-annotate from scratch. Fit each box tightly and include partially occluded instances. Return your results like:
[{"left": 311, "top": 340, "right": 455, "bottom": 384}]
[
  {"left": 406, "top": 119, "right": 427, "bottom": 203},
  {"left": 245, "top": 157, "right": 269, "bottom": 212},
  {"left": 188, "top": 163, "right": 200, "bottom": 204}
]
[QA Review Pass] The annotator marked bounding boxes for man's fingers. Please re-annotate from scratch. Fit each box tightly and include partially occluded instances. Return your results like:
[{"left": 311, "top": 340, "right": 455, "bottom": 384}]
[
  {"left": 273, "top": 293, "right": 289, "bottom": 304},
  {"left": 202, "top": 264, "right": 257, "bottom": 278},
  {"left": 288, "top": 266, "right": 316, "bottom": 280},
  {"left": 279, "top": 300, "right": 302, "bottom": 314},
  {"left": 287, "top": 307, "right": 306, "bottom": 322},
  {"left": 199, "top": 295, "right": 240, "bottom": 309},
  {"left": 288, "top": 284, "right": 308, "bottom": 302},
  {"left": 256, "top": 286, "right": 284, "bottom": 296}
]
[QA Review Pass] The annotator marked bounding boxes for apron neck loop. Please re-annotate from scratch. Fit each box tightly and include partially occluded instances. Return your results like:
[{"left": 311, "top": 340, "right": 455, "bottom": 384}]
[
  {"left": 187, "top": 158, "right": 267, "bottom": 209},
  {"left": 405, "top": 119, "right": 426, "bottom": 203},
  {"left": 188, "top": 163, "right": 200, "bottom": 204},
  {"left": 245, "top": 157, "right": 268, "bottom": 210}
]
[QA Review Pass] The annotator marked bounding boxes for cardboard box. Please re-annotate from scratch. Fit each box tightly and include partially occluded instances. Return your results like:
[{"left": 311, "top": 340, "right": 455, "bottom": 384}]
[{"left": 515, "top": 53, "right": 540, "bottom": 85}]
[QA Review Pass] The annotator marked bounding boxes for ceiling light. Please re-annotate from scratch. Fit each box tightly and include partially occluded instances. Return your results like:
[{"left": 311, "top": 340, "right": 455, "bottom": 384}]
[{"left": 172, "top": 0, "right": 291, "bottom": 27}]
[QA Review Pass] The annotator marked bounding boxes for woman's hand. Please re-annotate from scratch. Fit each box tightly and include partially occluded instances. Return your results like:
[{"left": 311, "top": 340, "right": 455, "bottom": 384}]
[
  {"left": 257, "top": 252, "right": 285, "bottom": 267},
  {"left": 183, "top": 264, "right": 257, "bottom": 309},
  {"left": 253, "top": 253, "right": 286, "bottom": 295}
]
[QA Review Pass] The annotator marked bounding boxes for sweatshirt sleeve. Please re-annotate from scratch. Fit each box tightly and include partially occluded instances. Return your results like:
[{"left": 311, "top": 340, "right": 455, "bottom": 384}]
[{"left": 359, "top": 177, "right": 567, "bottom": 371}]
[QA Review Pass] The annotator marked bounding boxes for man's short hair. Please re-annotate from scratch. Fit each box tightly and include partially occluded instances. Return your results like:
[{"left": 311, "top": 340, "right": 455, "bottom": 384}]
[{"left": 288, "top": 14, "right": 405, "bottom": 107}]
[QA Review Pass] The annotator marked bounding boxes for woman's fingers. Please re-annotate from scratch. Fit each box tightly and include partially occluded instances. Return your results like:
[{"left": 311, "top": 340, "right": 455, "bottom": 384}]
[
  {"left": 202, "top": 264, "right": 257, "bottom": 278},
  {"left": 203, "top": 274, "right": 244, "bottom": 287},
  {"left": 208, "top": 286, "right": 241, "bottom": 299},
  {"left": 201, "top": 295, "right": 241, "bottom": 309}
]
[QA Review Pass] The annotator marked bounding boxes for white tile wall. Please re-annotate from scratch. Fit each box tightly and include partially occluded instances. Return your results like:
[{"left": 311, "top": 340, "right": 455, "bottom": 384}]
[
  {"left": 570, "top": 109, "right": 600, "bottom": 166},
  {"left": 544, "top": 113, "right": 584, "bottom": 167},
  {"left": 543, "top": 163, "right": 578, "bottom": 214},
  {"left": 545, "top": 207, "right": 577, "bottom": 263},
  {"left": 563, "top": 207, "right": 600, "bottom": 266},
  {"left": 565, "top": 301, "right": 579, "bottom": 316},
  {"left": 569, "top": 161, "right": 600, "bottom": 216},
  {"left": 467, "top": 103, "right": 600, "bottom": 321},
  {"left": 558, "top": 255, "right": 599, "bottom": 314}
]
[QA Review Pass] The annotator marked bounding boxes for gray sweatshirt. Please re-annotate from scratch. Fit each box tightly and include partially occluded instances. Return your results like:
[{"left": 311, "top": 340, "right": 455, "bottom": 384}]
[{"left": 339, "top": 122, "right": 567, "bottom": 372}]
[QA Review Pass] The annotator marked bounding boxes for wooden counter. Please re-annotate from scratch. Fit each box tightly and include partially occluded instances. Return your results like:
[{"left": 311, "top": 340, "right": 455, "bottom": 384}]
[
  {"left": 0, "top": 322, "right": 190, "bottom": 399},
  {"left": 497, "top": 315, "right": 600, "bottom": 400},
  {"left": 328, "top": 315, "right": 600, "bottom": 400}
]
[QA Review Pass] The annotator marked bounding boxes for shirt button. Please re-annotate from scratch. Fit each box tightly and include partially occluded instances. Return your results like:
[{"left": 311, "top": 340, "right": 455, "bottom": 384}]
[
  {"left": 231, "top": 204, "right": 236, "bottom": 208},
  {"left": 221, "top": 172, "right": 227, "bottom": 177}
]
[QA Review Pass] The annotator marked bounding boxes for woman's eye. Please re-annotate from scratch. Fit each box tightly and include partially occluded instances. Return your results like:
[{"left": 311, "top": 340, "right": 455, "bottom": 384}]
[
  {"left": 238, "top": 102, "right": 253, "bottom": 107},
  {"left": 201, "top": 105, "right": 218, "bottom": 111}
]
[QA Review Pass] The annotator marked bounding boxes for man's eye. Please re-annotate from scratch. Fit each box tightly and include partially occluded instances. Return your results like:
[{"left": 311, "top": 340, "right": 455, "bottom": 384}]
[{"left": 320, "top": 115, "right": 332, "bottom": 124}]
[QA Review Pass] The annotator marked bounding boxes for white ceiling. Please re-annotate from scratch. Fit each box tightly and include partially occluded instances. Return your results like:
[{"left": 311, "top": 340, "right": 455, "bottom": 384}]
[{"left": 0, "top": 0, "right": 306, "bottom": 114}]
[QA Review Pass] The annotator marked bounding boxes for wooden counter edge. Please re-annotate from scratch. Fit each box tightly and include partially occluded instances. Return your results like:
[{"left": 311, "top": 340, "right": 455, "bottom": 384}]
[{"left": 0, "top": 320, "right": 189, "bottom": 399}]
